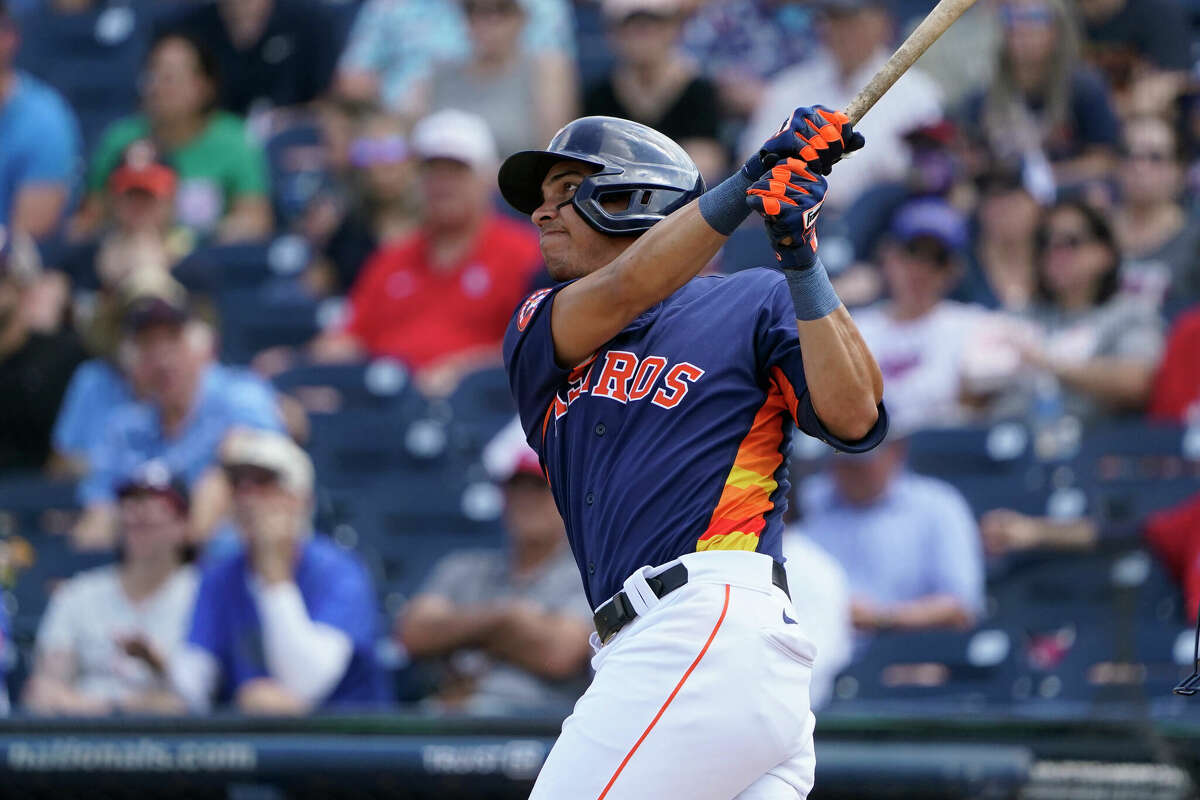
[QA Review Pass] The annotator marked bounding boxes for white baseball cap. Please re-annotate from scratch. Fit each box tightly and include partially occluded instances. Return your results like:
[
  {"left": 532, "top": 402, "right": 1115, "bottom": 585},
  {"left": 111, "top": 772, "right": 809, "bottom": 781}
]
[
  {"left": 410, "top": 109, "right": 498, "bottom": 172},
  {"left": 221, "top": 427, "right": 315, "bottom": 497}
]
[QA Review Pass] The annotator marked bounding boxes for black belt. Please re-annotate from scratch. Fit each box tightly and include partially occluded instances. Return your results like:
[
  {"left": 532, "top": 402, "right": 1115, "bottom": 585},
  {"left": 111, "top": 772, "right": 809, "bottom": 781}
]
[{"left": 593, "top": 560, "right": 790, "bottom": 645}]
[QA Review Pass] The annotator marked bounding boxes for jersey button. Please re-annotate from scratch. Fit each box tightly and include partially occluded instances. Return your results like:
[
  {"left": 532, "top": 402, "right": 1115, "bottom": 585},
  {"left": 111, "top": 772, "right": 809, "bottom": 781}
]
[
  {"left": 585, "top": 491, "right": 595, "bottom": 505},
  {"left": 587, "top": 562, "right": 596, "bottom": 575},
  {"left": 594, "top": 423, "right": 606, "bottom": 436}
]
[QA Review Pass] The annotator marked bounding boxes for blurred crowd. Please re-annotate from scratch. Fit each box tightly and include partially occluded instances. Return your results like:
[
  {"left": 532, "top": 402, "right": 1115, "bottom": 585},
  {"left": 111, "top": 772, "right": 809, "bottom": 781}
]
[{"left": 0, "top": 0, "right": 1198, "bottom": 717}]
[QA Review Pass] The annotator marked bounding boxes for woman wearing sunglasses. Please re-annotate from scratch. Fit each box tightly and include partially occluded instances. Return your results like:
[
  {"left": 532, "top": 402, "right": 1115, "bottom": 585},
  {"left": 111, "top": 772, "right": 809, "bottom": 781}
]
[{"left": 972, "top": 200, "right": 1164, "bottom": 426}]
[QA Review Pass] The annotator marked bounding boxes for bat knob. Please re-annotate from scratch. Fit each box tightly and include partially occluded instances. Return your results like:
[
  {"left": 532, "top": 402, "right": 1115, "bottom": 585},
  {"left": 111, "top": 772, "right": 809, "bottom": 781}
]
[{"left": 759, "top": 151, "right": 780, "bottom": 171}]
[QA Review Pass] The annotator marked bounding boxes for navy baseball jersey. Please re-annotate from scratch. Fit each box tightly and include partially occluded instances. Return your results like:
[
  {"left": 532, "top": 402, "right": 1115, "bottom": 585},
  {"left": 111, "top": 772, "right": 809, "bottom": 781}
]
[{"left": 504, "top": 268, "right": 888, "bottom": 608}]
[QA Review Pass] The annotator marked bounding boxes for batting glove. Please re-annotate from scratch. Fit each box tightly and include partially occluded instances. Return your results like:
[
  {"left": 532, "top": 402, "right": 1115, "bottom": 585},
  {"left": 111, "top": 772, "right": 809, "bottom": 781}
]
[
  {"left": 745, "top": 158, "right": 826, "bottom": 271},
  {"left": 745, "top": 105, "right": 865, "bottom": 178}
]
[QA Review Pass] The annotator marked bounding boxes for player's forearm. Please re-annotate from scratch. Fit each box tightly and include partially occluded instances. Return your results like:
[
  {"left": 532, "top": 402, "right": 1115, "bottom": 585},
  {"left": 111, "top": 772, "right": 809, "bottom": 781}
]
[{"left": 796, "top": 307, "right": 884, "bottom": 441}]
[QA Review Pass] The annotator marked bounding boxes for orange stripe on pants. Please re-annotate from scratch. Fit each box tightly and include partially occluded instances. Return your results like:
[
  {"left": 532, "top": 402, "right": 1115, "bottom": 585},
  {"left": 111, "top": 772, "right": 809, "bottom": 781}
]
[{"left": 596, "top": 584, "right": 732, "bottom": 800}]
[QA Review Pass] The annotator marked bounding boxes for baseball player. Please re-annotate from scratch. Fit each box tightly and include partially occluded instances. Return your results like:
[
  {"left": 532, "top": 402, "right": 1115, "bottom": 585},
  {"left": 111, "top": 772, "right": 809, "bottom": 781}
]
[{"left": 500, "top": 107, "right": 887, "bottom": 799}]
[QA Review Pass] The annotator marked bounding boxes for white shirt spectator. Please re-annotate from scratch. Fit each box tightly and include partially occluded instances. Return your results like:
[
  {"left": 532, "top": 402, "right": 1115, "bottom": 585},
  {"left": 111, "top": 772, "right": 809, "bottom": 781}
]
[
  {"left": 34, "top": 565, "right": 197, "bottom": 705},
  {"left": 781, "top": 530, "right": 852, "bottom": 710},
  {"left": 741, "top": 47, "right": 942, "bottom": 211},
  {"left": 852, "top": 300, "right": 985, "bottom": 431}
]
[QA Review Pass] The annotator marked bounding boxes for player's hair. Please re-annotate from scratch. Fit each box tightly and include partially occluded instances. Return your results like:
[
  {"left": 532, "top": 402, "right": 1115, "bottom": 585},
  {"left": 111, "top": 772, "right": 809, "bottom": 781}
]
[
  {"left": 1032, "top": 199, "right": 1121, "bottom": 308},
  {"left": 144, "top": 30, "right": 222, "bottom": 116}
]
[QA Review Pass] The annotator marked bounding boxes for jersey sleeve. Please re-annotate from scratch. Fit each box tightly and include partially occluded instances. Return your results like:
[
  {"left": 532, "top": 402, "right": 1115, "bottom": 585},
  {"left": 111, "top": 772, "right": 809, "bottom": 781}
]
[
  {"left": 502, "top": 284, "right": 572, "bottom": 451},
  {"left": 755, "top": 273, "right": 889, "bottom": 454}
]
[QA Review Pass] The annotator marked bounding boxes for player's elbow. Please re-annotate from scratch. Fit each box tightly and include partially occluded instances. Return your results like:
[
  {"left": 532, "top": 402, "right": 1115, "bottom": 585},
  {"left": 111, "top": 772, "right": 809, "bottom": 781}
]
[{"left": 823, "top": 399, "right": 879, "bottom": 443}]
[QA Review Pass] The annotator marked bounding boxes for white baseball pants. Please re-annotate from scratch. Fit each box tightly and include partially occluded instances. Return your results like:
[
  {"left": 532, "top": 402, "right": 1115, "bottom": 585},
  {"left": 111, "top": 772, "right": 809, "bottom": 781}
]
[{"left": 530, "top": 551, "right": 818, "bottom": 800}]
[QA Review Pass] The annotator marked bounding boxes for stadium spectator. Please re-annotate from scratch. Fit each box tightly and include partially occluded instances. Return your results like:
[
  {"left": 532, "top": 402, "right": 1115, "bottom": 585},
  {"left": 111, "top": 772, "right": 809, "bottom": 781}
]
[
  {"left": 0, "top": 600, "right": 8, "bottom": 714},
  {"left": 963, "top": 0, "right": 1119, "bottom": 193},
  {"left": 259, "top": 110, "right": 542, "bottom": 395},
  {"left": 1077, "top": 0, "right": 1191, "bottom": 117},
  {"left": 23, "top": 462, "right": 197, "bottom": 716},
  {"left": 681, "top": 0, "right": 815, "bottom": 119},
  {"left": 970, "top": 200, "right": 1164, "bottom": 425},
  {"left": 415, "top": 0, "right": 577, "bottom": 160},
  {"left": 158, "top": 0, "right": 340, "bottom": 118},
  {"left": 401, "top": 426, "right": 590, "bottom": 714},
  {"left": 780, "top": 530, "right": 851, "bottom": 710},
  {"left": 170, "top": 428, "right": 387, "bottom": 714},
  {"left": 14, "top": 0, "right": 150, "bottom": 155},
  {"left": 73, "top": 284, "right": 283, "bottom": 550},
  {"left": 1114, "top": 117, "right": 1200, "bottom": 313},
  {"left": 584, "top": 0, "right": 724, "bottom": 182},
  {"left": 0, "top": 228, "right": 86, "bottom": 473},
  {"left": 851, "top": 199, "right": 983, "bottom": 431},
  {"left": 60, "top": 140, "right": 190, "bottom": 300},
  {"left": 74, "top": 33, "right": 272, "bottom": 245},
  {"left": 0, "top": 0, "right": 80, "bottom": 240},
  {"left": 50, "top": 272, "right": 187, "bottom": 477},
  {"left": 800, "top": 438, "right": 985, "bottom": 637},
  {"left": 1148, "top": 305, "right": 1200, "bottom": 424},
  {"left": 335, "top": 0, "right": 575, "bottom": 119},
  {"left": 742, "top": 0, "right": 943, "bottom": 212},
  {"left": 953, "top": 164, "right": 1042, "bottom": 311},
  {"left": 304, "top": 109, "right": 421, "bottom": 294}
]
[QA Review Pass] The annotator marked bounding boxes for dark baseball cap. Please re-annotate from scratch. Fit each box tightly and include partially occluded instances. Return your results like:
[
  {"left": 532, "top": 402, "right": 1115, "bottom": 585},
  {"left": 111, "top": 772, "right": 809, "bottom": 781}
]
[
  {"left": 123, "top": 293, "right": 188, "bottom": 332},
  {"left": 891, "top": 199, "right": 968, "bottom": 254},
  {"left": 115, "top": 460, "right": 189, "bottom": 514}
]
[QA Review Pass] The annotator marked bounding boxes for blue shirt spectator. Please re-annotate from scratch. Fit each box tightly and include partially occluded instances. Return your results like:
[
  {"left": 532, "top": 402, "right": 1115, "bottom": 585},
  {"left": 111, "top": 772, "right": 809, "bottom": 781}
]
[
  {"left": 183, "top": 536, "right": 386, "bottom": 709},
  {"left": 15, "top": 0, "right": 150, "bottom": 155},
  {"left": 52, "top": 359, "right": 134, "bottom": 470},
  {"left": 80, "top": 362, "right": 282, "bottom": 506},
  {"left": 799, "top": 439, "right": 984, "bottom": 640},
  {"left": 0, "top": 69, "right": 80, "bottom": 238},
  {"left": 171, "top": 429, "right": 388, "bottom": 712},
  {"left": 336, "top": 0, "right": 574, "bottom": 115}
]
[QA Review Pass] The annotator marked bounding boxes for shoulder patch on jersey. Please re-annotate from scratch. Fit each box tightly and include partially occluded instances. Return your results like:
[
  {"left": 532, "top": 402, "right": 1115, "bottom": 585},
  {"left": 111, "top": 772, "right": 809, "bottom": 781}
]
[{"left": 517, "top": 287, "right": 553, "bottom": 332}]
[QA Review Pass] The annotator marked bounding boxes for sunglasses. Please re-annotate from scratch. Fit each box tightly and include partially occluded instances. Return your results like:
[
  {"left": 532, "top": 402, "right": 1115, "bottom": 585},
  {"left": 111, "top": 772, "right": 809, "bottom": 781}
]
[
  {"left": 1125, "top": 149, "right": 1173, "bottom": 164},
  {"left": 1045, "top": 232, "right": 1093, "bottom": 251},
  {"left": 350, "top": 136, "right": 408, "bottom": 168},
  {"left": 223, "top": 464, "right": 281, "bottom": 489},
  {"left": 465, "top": 0, "right": 520, "bottom": 16}
]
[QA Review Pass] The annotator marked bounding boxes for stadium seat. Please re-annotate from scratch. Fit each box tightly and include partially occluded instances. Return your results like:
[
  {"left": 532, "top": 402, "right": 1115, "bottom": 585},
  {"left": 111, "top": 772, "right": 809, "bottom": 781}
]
[
  {"left": 447, "top": 367, "right": 516, "bottom": 450},
  {"left": 173, "top": 236, "right": 312, "bottom": 293},
  {"left": 264, "top": 119, "right": 330, "bottom": 230},
  {"left": 273, "top": 359, "right": 425, "bottom": 415},
  {"left": 216, "top": 287, "right": 331, "bottom": 364},
  {"left": 906, "top": 423, "right": 1034, "bottom": 478},
  {"left": 831, "top": 627, "right": 1023, "bottom": 709}
]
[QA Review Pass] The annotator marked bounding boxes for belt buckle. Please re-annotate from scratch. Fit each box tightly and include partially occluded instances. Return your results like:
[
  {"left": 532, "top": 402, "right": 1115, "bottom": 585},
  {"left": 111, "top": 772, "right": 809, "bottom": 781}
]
[{"left": 598, "top": 592, "right": 635, "bottom": 645}]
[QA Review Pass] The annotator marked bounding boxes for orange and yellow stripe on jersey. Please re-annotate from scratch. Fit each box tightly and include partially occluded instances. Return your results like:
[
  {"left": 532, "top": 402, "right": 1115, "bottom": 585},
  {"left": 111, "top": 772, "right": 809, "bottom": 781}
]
[{"left": 696, "top": 367, "right": 800, "bottom": 553}]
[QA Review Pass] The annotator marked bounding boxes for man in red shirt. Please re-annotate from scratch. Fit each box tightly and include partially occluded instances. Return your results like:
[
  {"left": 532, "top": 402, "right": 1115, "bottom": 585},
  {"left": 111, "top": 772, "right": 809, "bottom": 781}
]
[
  {"left": 276, "top": 109, "right": 543, "bottom": 394},
  {"left": 1149, "top": 305, "right": 1200, "bottom": 424}
]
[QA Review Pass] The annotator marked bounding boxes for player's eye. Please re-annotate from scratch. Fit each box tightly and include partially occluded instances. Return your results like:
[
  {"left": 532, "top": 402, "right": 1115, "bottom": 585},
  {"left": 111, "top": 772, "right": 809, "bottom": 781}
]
[{"left": 562, "top": 181, "right": 578, "bottom": 196}]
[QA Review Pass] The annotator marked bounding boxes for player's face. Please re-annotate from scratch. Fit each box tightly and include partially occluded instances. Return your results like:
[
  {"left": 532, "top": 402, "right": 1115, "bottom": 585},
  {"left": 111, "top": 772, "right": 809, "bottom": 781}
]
[{"left": 533, "top": 160, "right": 634, "bottom": 281}]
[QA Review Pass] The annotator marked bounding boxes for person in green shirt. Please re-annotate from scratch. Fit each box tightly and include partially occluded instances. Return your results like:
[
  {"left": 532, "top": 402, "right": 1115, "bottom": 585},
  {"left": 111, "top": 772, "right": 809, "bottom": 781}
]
[{"left": 73, "top": 32, "right": 273, "bottom": 244}]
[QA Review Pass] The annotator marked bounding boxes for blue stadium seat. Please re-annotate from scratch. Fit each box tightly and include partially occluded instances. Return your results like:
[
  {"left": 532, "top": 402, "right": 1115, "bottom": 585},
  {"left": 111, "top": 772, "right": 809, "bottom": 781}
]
[
  {"left": 906, "top": 423, "right": 1034, "bottom": 478},
  {"left": 274, "top": 359, "right": 425, "bottom": 415},
  {"left": 173, "top": 236, "right": 312, "bottom": 293},
  {"left": 14, "top": 2, "right": 150, "bottom": 153},
  {"left": 264, "top": 120, "right": 330, "bottom": 230},
  {"left": 831, "top": 627, "right": 1023, "bottom": 708},
  {"left": 306, "top": 409, "right": 448, "bottom": 487},
  {"left": 217, "top": 287, "right": 328, "bottom": 364},
  {"left": 6, "top": 533, "right": 113, "bottom": 640},
  {"left": 447, "top": 367, "right": 516, "bottom": 450}
]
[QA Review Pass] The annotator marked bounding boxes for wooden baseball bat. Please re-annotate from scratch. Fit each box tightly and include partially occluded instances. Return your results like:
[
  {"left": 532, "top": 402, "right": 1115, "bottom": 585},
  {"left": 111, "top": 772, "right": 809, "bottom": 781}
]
[{"left": 845, "top": 0, "right": 979, "bottom": 125}]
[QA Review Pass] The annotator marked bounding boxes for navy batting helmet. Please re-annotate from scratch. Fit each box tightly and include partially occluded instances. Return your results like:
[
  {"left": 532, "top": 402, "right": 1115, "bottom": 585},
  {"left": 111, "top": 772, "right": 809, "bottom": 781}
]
[{"left": 498, "top": 116, "right": 706, "bottom": 236}]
